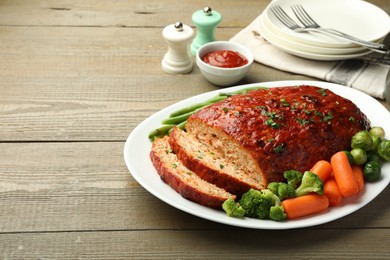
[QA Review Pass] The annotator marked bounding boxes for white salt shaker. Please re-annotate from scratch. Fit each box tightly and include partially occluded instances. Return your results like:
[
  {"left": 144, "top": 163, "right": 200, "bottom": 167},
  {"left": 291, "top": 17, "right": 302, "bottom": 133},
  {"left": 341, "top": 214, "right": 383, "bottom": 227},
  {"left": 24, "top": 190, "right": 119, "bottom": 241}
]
[{"left": 162, "top": 22, "right": 194, "bottom": 74}]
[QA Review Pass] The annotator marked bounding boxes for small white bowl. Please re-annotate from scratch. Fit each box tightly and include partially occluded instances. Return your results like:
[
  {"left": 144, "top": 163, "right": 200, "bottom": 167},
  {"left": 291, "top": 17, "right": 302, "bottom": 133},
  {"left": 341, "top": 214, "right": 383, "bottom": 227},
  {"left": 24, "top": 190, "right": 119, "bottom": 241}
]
[{"left": 196, "top": 41, "right": 254, "bottom": 86}]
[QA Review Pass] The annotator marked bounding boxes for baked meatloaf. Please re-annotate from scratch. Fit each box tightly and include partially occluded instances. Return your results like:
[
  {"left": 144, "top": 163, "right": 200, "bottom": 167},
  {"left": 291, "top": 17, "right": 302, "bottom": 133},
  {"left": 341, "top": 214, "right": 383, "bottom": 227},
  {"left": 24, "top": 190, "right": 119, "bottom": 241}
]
[
  {"left": 185, "top": 85, "right": 370, "bottom": 187},
  {"left": 169, "top": 127, "right": 263, "bottom": 195},
  {"left": 150, "top": 136, "right": 235, "bottom": 208}
]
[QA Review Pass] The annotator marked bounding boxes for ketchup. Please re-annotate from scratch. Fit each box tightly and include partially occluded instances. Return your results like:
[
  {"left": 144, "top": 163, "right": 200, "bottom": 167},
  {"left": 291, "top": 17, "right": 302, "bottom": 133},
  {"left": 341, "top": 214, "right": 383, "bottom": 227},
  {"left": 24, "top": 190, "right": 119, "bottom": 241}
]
[{"left": 202, "top": 50, "right": 248, "bottom": 68}]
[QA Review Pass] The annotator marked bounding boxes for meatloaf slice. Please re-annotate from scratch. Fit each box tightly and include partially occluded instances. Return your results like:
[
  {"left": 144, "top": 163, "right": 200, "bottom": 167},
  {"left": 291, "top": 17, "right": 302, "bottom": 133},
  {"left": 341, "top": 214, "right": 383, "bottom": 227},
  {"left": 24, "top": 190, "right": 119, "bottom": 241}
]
[
  {"left": 186, "top": 85, "right": 370, "bottom": 186},
  {"left": 169, "top": 127, "right": 263, "bottom": 195},
  {"left": 150, "top": 136, "right": 235, "bottom": 208}
]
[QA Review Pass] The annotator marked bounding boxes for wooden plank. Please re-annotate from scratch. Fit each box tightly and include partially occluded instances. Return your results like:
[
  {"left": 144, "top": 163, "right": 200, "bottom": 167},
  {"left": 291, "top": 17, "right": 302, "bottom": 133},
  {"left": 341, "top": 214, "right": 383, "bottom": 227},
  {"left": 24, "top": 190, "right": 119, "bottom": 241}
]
[
  {"left": 0, "top": 141, "right": 219, "bottom": 232},
  {"left": 0, "top": 0, "right": 388, "bottom": 28},
  {"left": 0, "top": 26, "right": 223, "bottom": 141},
  {"left": 0, "top": 229, "right": 389, "bottom": 259},
  {"left": 0, "top": 26, "right": 315, "bottom": 141},
  {"left": 0, "top": 0, "right": 267, "bottom": 27},
  {"left": 0, "top": 142, "right": 388, "bottom": 233}
]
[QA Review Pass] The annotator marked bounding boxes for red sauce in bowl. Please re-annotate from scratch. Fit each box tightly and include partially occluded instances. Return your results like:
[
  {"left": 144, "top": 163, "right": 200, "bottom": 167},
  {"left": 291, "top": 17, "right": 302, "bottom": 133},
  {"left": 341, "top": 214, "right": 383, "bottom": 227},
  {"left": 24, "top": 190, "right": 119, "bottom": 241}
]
[{"left": 202, "top": 50, "right": 248, "bottom": 68}]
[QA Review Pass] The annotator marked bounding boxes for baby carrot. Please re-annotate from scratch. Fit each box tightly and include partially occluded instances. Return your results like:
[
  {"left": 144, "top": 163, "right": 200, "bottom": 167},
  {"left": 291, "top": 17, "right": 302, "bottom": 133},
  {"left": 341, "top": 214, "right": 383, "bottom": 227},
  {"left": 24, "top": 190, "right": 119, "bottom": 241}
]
[
  {"left": 331, "top": 151, "right": 359, "bottom": 197},
  {"left": 281, "top": 194, "right": 329, "bottom": 219},
  {"left": 324, "top": 176, "right": 342, "bottom": 206},
  {"left": 310, "top": 160, "right": 332, "bottom": 183},
  {"left": 352, "top": 165, "right": 364, "bottom": 193}
]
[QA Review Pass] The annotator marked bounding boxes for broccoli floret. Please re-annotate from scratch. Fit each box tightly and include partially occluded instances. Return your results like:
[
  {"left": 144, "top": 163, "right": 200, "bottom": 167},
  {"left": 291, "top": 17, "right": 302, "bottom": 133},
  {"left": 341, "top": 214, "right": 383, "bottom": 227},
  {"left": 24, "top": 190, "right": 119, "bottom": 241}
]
[
  {"left": 267, "top": 182, "right": 279, "bottom": 195},
  {"left": 260, "top": 189, "right": 286, "bottom": 221},
  {"left": 261, "top": 188, "right": 282, "bottom": 206},
  {"left": 222, "top": 197, "right": 245, "bottom": 218},
  {"left": 238, "top": 188, "right": 287, "bottom": 220},
  {"left": 267, "top": 182, "right": 296, "bottom": 201},
  {"left": 295, "top": 171, "right": 324, "bottom": 197},
  {"left": 222, "top": 188, "right": 287, "bottom": 221},
  {"left": 239, "top": 189, "right": 274, "bottom": 219},
  {"left": 238, "top": 189, "right": 261, "bottom": 218},
  {"left": 283, "top": 170, "right": 303, "bottom": 189},
  {"left": 277, "top": 183, "right": 296, "bottom": 200},
  {"left": 269, "top": 205, "right": 287, "bottom": 221}
]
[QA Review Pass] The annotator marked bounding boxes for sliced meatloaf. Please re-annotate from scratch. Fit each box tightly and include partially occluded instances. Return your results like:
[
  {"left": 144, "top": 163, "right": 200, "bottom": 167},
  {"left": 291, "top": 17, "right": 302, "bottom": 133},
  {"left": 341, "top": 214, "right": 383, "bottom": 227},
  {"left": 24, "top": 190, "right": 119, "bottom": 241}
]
[
  {"left": 169, "top": 127, "right": 263, "bottom": 195},
  {"left": 150, "top": 136, "right": 235, "bottom": 208},
  {"left": 186, "top": 85, "right": 370, "bottom": 186}
]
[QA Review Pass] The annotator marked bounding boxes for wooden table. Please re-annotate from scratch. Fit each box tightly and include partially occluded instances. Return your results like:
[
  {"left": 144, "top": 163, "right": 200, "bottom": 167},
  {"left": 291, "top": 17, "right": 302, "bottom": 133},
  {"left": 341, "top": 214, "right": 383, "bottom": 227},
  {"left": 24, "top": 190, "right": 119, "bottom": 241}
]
[{"left": 1, "top": 0, "right": 389, "bottom": 258}]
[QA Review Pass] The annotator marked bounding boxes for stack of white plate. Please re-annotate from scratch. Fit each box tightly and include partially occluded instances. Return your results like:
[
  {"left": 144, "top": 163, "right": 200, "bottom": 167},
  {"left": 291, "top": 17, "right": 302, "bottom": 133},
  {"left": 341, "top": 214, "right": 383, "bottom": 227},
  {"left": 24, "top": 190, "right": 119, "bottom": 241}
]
[{"left": 258, "top": 0, "right": 390, "bottom": 60}]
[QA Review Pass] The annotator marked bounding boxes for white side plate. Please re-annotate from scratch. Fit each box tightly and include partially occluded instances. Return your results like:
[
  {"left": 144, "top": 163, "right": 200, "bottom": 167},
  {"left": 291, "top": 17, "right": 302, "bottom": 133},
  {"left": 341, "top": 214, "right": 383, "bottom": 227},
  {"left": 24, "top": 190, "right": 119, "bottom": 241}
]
[
  {"left": 265, "top": 0, "right": 390, "bottom": 48},
  {"left": 258, "top": 14, "right": 372, "bottom": 60}
]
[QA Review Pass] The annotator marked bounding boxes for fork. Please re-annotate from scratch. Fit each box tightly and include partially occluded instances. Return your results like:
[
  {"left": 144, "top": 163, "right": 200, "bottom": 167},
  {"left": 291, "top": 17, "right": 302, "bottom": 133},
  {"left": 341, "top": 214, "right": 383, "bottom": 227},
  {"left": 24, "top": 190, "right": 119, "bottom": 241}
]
[{"left": 270, "top": 5, "right": 389, "bottom": 54}]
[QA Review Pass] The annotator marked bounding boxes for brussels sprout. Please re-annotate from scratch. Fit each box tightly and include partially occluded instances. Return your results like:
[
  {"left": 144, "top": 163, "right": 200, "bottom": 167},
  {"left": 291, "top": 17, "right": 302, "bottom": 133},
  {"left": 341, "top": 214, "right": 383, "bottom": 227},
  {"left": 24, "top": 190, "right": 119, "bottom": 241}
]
[
  {"left": 367, "top": 151, "right": 381, "bottom": 164},
  {"left": 363, "top": 161, "right": 381, "bottom": 182},
  {"left": 350, "top": 148, "right": 367, "bottom": 165},
  {"left": 369, "top": 126, "right": 385, "bottom": 139},
  {"left": 377, "top": 140, "right": 390, "bottom": 162},
  {"left": 351, "top": 130, "right": 373, "bottom": 151},
  {"left": 371, "top": 135, "right": 381, "bottom": 151}
]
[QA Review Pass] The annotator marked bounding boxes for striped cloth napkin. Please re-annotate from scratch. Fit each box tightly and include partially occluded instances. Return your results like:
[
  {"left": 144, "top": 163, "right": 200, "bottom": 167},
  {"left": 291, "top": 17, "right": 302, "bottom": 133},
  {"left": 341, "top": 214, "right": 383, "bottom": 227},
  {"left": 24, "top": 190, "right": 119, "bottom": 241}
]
[{"left": 230, "top": 13, "right": 390, "bottom": 99}]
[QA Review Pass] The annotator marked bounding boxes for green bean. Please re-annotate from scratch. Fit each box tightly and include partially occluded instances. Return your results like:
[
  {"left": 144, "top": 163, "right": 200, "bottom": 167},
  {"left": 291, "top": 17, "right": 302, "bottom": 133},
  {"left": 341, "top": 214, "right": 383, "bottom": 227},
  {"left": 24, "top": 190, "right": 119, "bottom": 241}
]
[
  {"left": 169, "top": 95, "right": 227, "bottom": 118},
  {"left": 149, "top": 86, "right": 267, "bottom": 142},
  {"left": 148, "top": 125, "right": 174, "bottom": 141},
  {"left": 167, "top": 120, "right": 187, "bottom": 135},
  {"left": 168, "top": 86, "right": 265, "bottom": 118},
  {"left": 148, "top": 120, "right": 188, "bottom": 141},
  {"left": 176, "top": 120, "right": 187, "bottom": 130},
  {"left": 162, "top": 109, "right": 199, "bottom": 125},
  {"left": 218, "top": 86, "right": 265, "bottom": 97}
]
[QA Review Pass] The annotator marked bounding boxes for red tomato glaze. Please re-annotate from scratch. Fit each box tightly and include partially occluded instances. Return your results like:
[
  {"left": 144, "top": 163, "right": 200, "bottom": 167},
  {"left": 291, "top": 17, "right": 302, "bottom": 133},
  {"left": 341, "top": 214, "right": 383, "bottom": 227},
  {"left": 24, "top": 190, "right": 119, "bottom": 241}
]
[{"left": 202, "top": 50, "right": 248, "bottom": 68}]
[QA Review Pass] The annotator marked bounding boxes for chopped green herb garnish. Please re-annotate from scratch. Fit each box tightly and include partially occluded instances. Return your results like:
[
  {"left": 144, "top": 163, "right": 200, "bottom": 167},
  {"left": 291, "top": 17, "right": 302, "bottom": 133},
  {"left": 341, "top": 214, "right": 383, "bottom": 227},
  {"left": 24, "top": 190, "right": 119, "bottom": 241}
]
[
  {"left": 263, "top": 110, "right": 282, "bottom": 120},
  {"left": 266, "top": 118, "right": 280, "bottom": 129},
  {"left": 197, "top": 150, "right": 204, "bottom": 159},
  {"left": 274, "top": 144, "right": 285, "bottom": 154},
  {"left": 256, "top": 105, "right": 266, "bottom": 110},
  {"left": 314, "top": 110, "right": 322, "bottom": 117},
  {"left": 280, "top": 99, "right": 290, "bottom": 107},
  {"left": 317, "top": 88, "right": 328, "bottom": 96},
  {"left": 323, "top": 113, "right": 333, "bottom": 122},
  {"left": 296, "top": 118, "right": 311, "bottom": 126}
]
